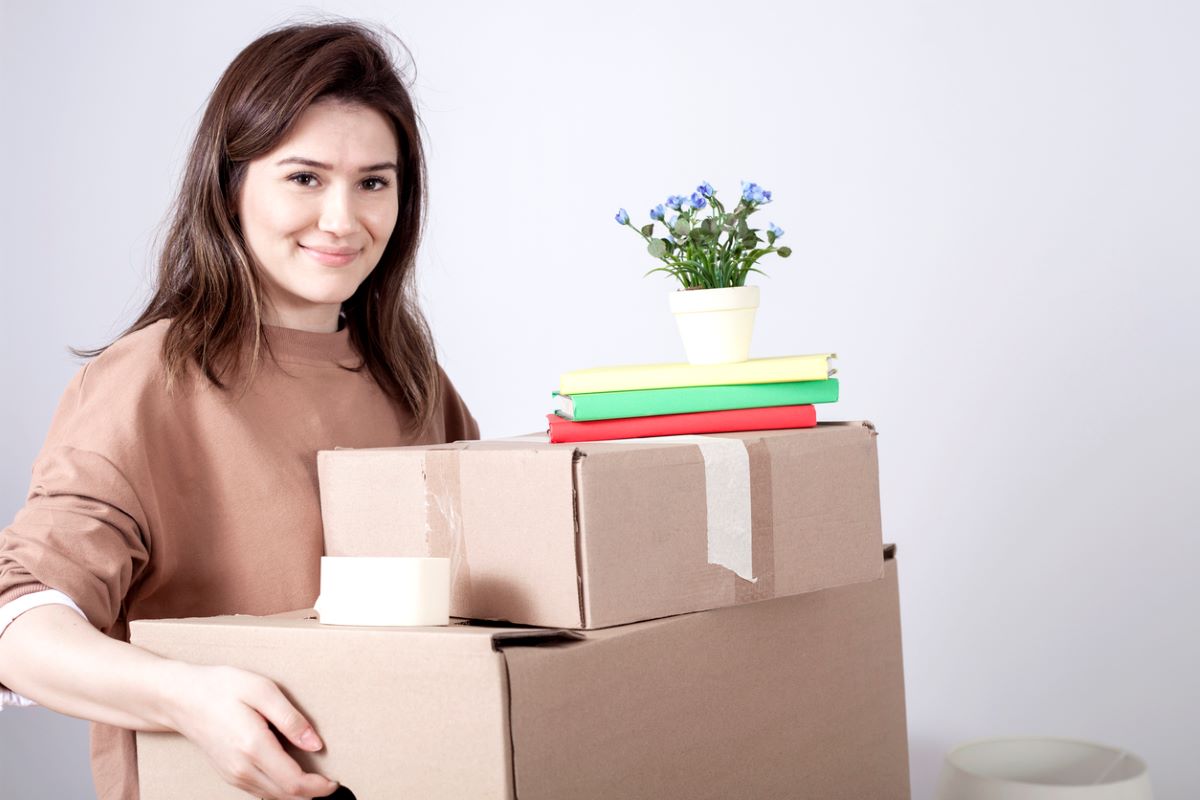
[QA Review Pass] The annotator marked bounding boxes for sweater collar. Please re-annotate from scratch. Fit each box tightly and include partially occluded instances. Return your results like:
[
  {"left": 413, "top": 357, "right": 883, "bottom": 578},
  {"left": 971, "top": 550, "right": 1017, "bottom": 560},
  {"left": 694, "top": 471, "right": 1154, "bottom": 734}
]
[{"left": 261, "top": 322, "right": 357, "bottom": 365}]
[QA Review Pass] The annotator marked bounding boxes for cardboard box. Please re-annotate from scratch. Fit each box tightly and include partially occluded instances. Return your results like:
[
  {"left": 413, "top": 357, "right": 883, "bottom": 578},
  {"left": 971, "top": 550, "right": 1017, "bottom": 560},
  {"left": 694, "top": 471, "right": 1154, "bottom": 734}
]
[
  {"left": 318, "top": 421, "right": 884, "bottom": 628},
  {"left": 133, "top": 546, "right": 909, "bottom": 799}
]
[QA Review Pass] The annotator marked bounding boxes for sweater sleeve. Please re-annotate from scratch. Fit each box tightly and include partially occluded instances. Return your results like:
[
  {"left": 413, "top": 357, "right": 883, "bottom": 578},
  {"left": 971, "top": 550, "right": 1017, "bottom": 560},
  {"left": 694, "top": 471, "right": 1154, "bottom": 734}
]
[
  {"left": 0, "top": 353, "right": 156, "bottom": 638},
  {"left": 0, "top": 444, "right": 149, "bottom": 635}
]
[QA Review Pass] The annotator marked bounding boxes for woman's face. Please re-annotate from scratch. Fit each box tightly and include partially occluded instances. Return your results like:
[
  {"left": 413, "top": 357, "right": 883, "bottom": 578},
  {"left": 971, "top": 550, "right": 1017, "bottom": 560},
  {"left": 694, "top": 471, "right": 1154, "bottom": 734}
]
[{"left": 237, "top": 99, "right": 400, "bottom": 332}]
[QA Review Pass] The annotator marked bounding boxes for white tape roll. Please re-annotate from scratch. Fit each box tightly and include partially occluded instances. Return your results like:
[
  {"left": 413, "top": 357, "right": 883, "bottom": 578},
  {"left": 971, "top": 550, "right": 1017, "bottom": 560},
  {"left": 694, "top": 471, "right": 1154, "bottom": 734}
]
[{"left": 315, "top": 556, "right": 450, "bottom": 626}]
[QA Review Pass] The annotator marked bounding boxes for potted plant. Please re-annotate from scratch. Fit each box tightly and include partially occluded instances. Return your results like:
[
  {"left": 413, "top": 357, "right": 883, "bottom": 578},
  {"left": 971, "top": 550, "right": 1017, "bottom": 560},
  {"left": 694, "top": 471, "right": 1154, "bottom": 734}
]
[{"left": 615, "top": 180, "right": 791, "bottom": 365}]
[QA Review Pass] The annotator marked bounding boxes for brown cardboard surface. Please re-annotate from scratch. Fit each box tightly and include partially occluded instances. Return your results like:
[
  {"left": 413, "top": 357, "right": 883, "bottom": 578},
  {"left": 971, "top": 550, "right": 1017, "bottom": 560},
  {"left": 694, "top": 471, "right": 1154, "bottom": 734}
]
[
  {"left": 318, "top": 421, "right": 884, "bottom": 629},
  {"left": 504, "top": 554, "right": 908, "bottom": 799},
  {"left": 134, "top": 617, "right": 532, "bottom": 799},
  {"left": 133, "top": 549, "right": 908, "bottom": 800}
]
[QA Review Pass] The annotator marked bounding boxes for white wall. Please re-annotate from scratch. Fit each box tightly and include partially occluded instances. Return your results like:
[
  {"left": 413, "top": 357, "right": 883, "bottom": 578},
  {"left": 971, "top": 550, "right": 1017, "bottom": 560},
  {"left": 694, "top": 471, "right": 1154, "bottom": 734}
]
[{"left": 2, "top": 1, "right": 1197, "bottom": 797}]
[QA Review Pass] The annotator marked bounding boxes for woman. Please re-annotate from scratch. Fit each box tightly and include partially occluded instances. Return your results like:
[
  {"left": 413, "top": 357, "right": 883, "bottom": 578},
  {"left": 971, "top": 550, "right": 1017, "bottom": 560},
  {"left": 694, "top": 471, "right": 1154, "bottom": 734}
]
[{"left": 0, "top": 21, "right": 477, "bottom": 800}]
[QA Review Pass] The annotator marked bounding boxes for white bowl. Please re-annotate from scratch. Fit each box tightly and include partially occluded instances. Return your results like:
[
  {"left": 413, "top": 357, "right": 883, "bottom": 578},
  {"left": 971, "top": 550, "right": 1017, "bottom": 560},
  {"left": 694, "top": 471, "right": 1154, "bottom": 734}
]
[{"left": 935, "top": 737, "right": 1152, "bottom": 800}]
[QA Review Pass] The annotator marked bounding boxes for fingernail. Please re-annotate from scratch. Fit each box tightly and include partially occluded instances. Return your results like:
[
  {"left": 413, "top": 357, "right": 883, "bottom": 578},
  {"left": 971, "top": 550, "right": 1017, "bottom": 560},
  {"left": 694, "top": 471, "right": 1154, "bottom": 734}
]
[{"left": 300, "top": 728, "right": 322, "bottom": 751}]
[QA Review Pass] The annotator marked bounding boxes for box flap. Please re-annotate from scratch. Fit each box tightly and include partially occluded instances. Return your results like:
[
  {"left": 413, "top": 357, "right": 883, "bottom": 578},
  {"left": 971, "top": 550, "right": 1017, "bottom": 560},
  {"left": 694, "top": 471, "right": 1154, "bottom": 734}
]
[
  {"left": 133, "top": 615, "right": 587, "bottom": 656},
  {"left": 133, "top": 614, "right": 504, "bottom": 653},
  {"left": 573, "top": 422, "right": 884, "bottom": 628},
  {"left": 490, "top": 628, "right": 585, "bottom": 650},
  {"left": 455, "top": 448, "right": 582, "bottom": 626}
]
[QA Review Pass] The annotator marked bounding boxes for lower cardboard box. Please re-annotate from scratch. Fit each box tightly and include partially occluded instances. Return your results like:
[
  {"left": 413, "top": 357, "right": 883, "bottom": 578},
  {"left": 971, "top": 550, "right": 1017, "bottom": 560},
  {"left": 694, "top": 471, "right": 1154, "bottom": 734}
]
[{"left": 133, "top": 546, "right": 909, "bottom": 799}]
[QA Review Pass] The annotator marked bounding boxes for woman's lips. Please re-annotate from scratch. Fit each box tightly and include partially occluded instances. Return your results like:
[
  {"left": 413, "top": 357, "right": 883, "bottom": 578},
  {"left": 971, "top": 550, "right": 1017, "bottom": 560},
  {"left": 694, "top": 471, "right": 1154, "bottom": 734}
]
[{"left": 301, "top": 245, "right": 359, "bottom": 267}]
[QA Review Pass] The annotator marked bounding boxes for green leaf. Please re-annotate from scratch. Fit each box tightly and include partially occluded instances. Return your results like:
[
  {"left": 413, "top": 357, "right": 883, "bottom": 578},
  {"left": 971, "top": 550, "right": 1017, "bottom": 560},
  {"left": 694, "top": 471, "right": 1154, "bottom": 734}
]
[
  {"left": 777, "top": 246, "right": 792, "bottom": 257},
  {"left": 767, "top": 231, "right": 776, "bottom": 245},
  {"left": 648, "top": 239, "right": 668, "bottom": 259},
  {"left": 641, "top": 224, "right": 655, "bottom": 237},
  {"left": 673, "top": 218, "right": 692, "bottom": 235}
]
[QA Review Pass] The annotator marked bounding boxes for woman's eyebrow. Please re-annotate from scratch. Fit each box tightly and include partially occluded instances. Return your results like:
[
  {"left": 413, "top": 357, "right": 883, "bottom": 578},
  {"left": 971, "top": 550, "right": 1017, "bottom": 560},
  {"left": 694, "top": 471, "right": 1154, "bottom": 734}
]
[{"left": 275, "top": 156, "right": 398, "bottom": 172}]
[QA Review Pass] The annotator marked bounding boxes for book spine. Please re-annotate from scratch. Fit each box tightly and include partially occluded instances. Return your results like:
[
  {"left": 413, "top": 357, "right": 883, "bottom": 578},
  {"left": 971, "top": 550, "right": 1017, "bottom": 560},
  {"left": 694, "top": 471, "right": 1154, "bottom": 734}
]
[
  {"left": 546, "top": 405, "right": 818, "bottom": 444},
  {"left": 560, "top": 355, "right": 833, "bottom": 394},
  {"left": 567, "top": 379, "right": 839, "bottom": 421}
]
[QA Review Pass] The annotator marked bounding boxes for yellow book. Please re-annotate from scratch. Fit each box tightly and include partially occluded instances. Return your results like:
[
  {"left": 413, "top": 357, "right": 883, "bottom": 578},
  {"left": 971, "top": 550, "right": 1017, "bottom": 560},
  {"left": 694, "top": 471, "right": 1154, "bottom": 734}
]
[{"left": 559, "top": 354, "right": 837, "bottom": 394}]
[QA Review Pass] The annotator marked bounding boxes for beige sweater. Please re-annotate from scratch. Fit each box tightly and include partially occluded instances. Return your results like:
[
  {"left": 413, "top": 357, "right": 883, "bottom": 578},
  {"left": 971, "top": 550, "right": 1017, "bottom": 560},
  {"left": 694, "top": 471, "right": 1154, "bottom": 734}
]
[{"left": 0, "top": 319, "right": 479, "bottom": 799}]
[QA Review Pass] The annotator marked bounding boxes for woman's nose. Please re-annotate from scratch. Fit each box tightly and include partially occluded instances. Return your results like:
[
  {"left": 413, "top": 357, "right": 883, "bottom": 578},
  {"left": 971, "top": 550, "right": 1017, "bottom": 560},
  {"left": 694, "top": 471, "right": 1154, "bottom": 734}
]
[{"left": 317, "top": 188, "right": 361, "bottom": 237}]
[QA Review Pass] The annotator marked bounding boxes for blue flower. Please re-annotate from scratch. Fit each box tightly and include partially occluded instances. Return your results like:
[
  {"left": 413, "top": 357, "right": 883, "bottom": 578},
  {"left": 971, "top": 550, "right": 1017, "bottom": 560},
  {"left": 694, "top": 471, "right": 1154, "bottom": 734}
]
[
  {"left": 740, "top": 181, "right": 770, "bottom": 204},
  {"left": 697, "top": 181, "right": 714, "bottom": 198},
  {"left": 615, "top": 208, "right": 629, "bottom": 225},
  {"left": 666, "top": 195, "right": 686, "bottom": 211},
  {"left": 768, "top": 222, "right": 784, "bottom": 238},
  {"left": 668, "top": 214, "right": 678, "bottom": 229},
  {"left": 650, "top": 204, "right": 666, "bottom": 221},
  {"left": 689, "top": 192, "right": 706, "bottom": 209}
]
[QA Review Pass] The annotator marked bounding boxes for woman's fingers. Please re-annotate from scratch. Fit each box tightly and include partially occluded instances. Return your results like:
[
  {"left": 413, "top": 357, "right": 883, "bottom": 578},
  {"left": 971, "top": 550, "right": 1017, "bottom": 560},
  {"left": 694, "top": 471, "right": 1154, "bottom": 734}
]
[
  {"left": 251, "top": 732, "right": 339, "bottom": 799},
  {"left": 229, "top": 762, "right": 291, "bottom": 799},
  {"left": 240, "top": 677, "right": 339, "bottom": 797},
  {"left": 218, "top": 726, "right": 337, "bottom": 800},
  {"left": 174, "top": 665, "right": 340, "bottom": 799},
  {"left": 245, "top": 675, "right": 324, "bottom": 752}
]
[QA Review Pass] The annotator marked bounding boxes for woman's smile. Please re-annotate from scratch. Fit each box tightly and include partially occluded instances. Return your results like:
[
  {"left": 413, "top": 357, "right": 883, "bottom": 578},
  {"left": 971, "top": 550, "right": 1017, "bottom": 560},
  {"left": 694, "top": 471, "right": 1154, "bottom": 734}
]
[{"left": 300, "top": 244, "right": 361, "bottom": 267}]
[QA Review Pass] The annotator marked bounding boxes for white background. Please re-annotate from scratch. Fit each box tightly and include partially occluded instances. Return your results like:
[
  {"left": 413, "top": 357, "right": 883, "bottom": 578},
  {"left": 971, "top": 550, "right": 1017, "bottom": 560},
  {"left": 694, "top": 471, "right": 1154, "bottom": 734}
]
[{"left": 2, "top": 1, "right": 1198, "bottom": 797}]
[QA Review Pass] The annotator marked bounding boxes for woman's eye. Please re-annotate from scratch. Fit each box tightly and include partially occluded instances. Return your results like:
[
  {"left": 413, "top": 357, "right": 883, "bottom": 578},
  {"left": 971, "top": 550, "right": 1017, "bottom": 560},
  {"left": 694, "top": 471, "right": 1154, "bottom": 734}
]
[
  {"left": 362, "top": 176, "right": 390, "bottom": 191},
  {"left": 289, "top": 173, "right": 319, "bottom": 187}
]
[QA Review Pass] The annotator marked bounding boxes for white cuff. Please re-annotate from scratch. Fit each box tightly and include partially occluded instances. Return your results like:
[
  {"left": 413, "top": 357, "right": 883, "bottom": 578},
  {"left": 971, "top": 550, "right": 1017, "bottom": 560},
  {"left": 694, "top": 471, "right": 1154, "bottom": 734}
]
[{"left": 0, "top": 590, "right": 88, "bottom": 710}]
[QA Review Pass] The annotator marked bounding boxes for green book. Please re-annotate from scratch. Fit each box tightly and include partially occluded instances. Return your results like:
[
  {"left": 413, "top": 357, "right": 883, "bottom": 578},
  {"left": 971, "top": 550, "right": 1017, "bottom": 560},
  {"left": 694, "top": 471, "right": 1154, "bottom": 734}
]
[{"left": 553, "top": 379, "right": 839, "bottom": 421}]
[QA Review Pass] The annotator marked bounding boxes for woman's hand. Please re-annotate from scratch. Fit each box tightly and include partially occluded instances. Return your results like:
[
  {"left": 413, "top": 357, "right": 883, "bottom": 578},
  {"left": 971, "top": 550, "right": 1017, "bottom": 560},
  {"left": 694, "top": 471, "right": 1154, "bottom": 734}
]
[
  {"left": 164, "top": 663, "right": 339, "bottom": 800},
  {"left": 0, "top": 605, "right": 338, "bottom": 798}
]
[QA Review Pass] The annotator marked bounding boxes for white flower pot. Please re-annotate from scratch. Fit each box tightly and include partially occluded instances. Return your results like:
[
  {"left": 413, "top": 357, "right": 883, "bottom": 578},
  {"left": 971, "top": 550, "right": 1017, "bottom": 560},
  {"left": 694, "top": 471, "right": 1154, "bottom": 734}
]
[{"left": 668, "top": 285, "right": 760, "bottom": 365}]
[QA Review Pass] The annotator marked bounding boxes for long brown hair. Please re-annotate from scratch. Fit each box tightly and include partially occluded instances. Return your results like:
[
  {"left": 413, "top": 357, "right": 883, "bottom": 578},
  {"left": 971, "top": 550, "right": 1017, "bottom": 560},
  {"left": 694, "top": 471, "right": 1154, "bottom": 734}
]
[{"left": 76, "top": 20, "right": 441, "bottom": 430}]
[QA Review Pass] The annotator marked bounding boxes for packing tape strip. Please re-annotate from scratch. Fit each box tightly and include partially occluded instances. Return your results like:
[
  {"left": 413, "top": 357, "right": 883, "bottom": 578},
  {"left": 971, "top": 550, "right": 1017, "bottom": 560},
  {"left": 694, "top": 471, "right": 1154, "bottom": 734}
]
[
  {"left": 737, "top": 438, "right": 775, "bottom": 602},
  {"left": 422, "top": 449, "right": 473, "bottom": 614},
  {"left": 613, "top": 434, "right": 756, "bottom": 582}
]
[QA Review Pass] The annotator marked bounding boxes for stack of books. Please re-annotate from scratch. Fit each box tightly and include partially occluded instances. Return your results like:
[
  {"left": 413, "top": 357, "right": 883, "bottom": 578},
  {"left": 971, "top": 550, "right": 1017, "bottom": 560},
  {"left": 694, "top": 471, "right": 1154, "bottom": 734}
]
[{"left": 548, "top": 353, "right": 838, "bottom": 443}]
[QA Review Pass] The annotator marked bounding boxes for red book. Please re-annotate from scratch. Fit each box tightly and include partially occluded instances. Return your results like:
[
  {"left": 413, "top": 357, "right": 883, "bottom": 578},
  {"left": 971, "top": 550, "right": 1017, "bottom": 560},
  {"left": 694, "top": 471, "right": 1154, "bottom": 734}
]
[{"left": 546, "top": 404, "right": 817, "bottom": 444}]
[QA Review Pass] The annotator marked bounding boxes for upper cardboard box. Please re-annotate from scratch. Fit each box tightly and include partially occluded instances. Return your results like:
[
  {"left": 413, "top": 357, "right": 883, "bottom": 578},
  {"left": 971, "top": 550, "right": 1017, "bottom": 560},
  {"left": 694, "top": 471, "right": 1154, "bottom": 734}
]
[{"left": 318, "top": 421, "right": 884, "bottom": 629}]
